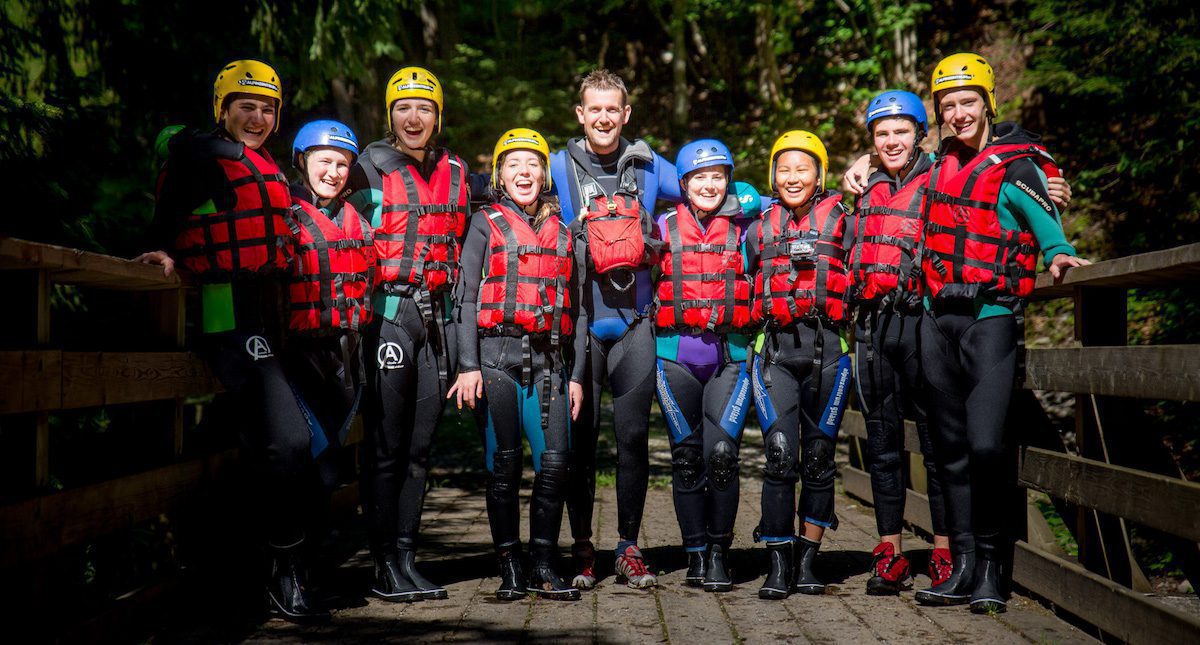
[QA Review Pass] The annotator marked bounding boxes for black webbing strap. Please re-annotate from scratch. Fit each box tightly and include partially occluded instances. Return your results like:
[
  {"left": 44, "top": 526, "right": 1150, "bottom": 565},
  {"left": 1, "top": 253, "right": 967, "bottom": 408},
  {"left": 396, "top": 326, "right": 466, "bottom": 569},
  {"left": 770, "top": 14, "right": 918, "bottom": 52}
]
[
  {"left": 390, "top": 165, "right": 424, "bottom": 286},
  {"left": 712, "top": 217, "right": 739, "bottom": 331},
  {"left": 811, "top": 318, "right": 824, "bottom": 403},
  {"left": 487, "top": 206, "right": 522, "bottom": 327},
  {"left": 668, "top": 214, "right": 686, "bottom": 328}
]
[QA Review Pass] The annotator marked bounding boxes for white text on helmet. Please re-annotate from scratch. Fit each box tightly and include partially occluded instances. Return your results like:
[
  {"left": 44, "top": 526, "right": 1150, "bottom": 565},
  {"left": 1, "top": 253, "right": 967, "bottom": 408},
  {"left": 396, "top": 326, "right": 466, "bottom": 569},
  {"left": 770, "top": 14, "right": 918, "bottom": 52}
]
[
  {"left": 238, "top": 79, "right": 280, "bottom": 92},
  {"left": 396, "top": 82, "right": 435, "bottom": 92},
  {"left": 936, "top": 73, "right": 975, "bottom": 85}
]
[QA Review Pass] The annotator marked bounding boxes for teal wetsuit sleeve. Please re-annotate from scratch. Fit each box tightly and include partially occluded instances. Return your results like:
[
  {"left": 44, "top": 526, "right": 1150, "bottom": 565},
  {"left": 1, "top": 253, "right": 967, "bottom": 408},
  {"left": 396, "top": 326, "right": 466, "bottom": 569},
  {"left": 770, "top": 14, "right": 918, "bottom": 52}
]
[
  {"left": 999, "top": 160, "right": 1076, "bottom": 264},
  {"left": 346, "top": 163, "right": 384, "bottom": 227}
]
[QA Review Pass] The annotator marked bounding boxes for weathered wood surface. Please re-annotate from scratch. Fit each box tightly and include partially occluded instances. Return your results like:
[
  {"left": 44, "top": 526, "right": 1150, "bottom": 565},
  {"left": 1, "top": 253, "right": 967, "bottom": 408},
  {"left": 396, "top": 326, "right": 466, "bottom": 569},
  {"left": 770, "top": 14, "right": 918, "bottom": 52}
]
[
  {"left": 0, "top": 237, "right": 182, "bottom": 291},
  {"left": 1033, "top": 242, "right": 1200, "bottom": 298},
  {"left": 1023, "top": 345, "right": 1200, "bottom": 401},
  {"left": 155, "top": 437, "right": 1095, "bottom": 643},
  {"left": 0, "top": 448, "right": 238, "bottom": 568},
  {"left": 1020, "top": 447, "right": 1200, "bottom": 543},
  {"left": 0, "top": 351, "right": 221, "bottom": 414},
  {"left": 1014, "top": 542, "right": 1200, "bottom": 645}
]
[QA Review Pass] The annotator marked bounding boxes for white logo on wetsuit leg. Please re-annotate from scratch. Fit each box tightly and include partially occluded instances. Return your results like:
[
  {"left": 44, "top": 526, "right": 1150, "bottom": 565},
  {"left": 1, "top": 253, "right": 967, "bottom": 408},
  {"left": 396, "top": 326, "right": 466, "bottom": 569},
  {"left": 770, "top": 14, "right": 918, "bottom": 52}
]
[
  {"left": 245, "top": 335, "right": 273, "bottom": 360},
  {"left": 377, "top": 342, "right": 405, "bottom": 369}
]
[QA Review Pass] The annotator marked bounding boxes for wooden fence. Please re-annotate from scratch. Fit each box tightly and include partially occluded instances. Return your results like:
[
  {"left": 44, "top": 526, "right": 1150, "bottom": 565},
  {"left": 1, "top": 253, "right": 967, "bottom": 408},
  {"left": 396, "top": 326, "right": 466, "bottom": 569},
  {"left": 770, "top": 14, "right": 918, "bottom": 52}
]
[{"left": 842, "top": 242, "right": 1200, "bottom": 643}]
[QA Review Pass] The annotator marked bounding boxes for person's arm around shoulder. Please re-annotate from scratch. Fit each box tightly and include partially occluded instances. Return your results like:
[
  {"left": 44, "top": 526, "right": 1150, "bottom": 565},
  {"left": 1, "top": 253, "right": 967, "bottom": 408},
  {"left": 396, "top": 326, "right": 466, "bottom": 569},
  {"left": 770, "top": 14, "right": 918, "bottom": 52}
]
[{"left": 655, "top": 152, "right": 682, "bottom": 204}]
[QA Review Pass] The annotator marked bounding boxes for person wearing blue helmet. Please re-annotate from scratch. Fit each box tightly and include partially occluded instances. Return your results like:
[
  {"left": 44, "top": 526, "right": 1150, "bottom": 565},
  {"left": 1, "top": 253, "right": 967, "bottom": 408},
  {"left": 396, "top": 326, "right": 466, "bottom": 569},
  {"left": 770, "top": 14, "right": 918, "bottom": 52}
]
[
  {"left": 650, "top": 139, "right": 756, "bottom": 592},
  {"left": 843, "top": 91, "right": 952, "bottom": 595}
]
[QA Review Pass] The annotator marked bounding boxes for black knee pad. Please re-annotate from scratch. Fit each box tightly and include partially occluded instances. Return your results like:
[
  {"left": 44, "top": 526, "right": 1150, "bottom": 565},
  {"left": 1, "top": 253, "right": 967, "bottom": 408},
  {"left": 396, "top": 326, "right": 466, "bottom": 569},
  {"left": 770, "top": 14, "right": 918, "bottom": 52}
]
[
  {"left": 536, "top": 450, "right": 570, "bottom": 489},
  {"left": 708, "top": 440, "right": 740, "bottom": 491},
  {"left": 671, "top": 444, "right": 705, "bottom": 490},
  {"left": 801, "top": 438, "right": 836, "bottom": 488},
  {"left": 762, "top": 431, "right": 797, "bottom": 482},
  {"left": 489, "top": 449, "right": 522, "bottom": 497}
]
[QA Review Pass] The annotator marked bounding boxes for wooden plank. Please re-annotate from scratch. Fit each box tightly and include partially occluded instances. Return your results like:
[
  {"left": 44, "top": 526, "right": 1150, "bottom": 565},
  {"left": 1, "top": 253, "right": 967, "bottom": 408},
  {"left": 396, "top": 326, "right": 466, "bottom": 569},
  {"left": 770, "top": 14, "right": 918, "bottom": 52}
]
[
  {"left": 1033, "top": 242, "right": 1200, "bottom": 298},
  {"left": 841, "top": 465, "right": 933, "bottom": 535},
  {"left": 1013, "top": 541, "right": 1200, "bottom": 644},
  {"left": 1021, "top": 447, "right": 1200, "bottom": 543},
  {"left": 0, "top": 351, "right": 221, "bottom": 414},
  {"left": 1023, "top": 345, "right": 1200, "bottom": 401},
  {"left": 0, "top": 237, "right": 183, "bottom": 291},
  {"left": 0, "top": 448, "right": 238, "bottom": 568},
  {"left": 841, "top": 409, "right": 922, "bottom": 454}
]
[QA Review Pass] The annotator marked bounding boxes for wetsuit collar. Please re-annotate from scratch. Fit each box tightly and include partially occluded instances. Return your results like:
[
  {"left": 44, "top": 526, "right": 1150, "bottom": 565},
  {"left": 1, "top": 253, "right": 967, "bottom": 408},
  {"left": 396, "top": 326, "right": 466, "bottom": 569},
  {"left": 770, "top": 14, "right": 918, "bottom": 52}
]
[
  {"left": 365, "top": 139, "right": 445, "bottom": 178},
  {"left": 864, "top": 151, "right": 933, "bottom": 195}
]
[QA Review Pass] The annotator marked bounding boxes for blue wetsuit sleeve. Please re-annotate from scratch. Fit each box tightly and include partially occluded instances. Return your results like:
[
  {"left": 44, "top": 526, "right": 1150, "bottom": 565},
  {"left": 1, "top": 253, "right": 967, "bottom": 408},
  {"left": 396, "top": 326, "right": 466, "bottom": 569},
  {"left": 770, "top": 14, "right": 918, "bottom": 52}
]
[
  {"left": 549, "top": 151, "right": 574, "bottom": 221},
  {"left": 453, "top": 211, "right": 491, "bottom": 373},
  {"left": 656, "top": 153, "right": 682, "bottom": 205}
]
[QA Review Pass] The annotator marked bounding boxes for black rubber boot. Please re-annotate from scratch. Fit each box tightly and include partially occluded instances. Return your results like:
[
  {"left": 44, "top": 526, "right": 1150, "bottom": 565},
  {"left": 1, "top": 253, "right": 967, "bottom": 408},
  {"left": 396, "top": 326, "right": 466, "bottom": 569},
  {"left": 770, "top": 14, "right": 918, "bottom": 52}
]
[
  {"left": 685, "top": 550, "right": 707, "bottom": 588},
  {"left": 758, "top": 541, "right": 793, "bottom": 600},
  {"left": 792, "top": 537, "right": 826, "bottom": 595},
  {"left": 267, "top": 540, "right": 331, "bottom": 623},
  {"left": 496, "top": 543, "right": 528, "bottom": 601},
  {"left": 397, "top": 547, "right": 448, "bottom": 600},
  {"left": 703, "top": 544, "right": 732, "bottom": 592},
  {"left": 970, "top": 542, "right": 1007, "bottom": 614},
  {"left": 371, "top": 552, "right": 424, "bottom": 603},
  {"left": 527, "top": 542, "right": 581, "bottom": 601},
  {"left": 915, "top": 550, "right": 976, "bottom": 606}
]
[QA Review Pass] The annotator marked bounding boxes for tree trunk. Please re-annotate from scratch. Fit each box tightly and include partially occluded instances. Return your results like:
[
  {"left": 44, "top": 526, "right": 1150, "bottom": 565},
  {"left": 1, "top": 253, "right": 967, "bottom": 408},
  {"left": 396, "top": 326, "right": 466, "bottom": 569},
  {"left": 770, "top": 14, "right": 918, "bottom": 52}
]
[
  {"left": 755, "top": 3, "right": 785, "bottom": 109},
  {"left": 670, "top": 0, "right": 688, "bottom": 138},
  {"left": 331, "top": 78, "right": 356, "bottom": 131}
]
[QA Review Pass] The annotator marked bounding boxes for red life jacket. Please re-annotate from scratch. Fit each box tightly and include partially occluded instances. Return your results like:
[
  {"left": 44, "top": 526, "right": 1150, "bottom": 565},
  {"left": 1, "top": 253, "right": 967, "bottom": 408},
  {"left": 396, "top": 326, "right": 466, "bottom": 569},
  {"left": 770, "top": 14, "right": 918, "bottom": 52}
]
[
  {"left": 175, "top": 146, "right": 294, "bottom": 276},
  {"left": 373, "top": 153, "right": 469, "bottom": 294},
  {"left": 654, "top": 204, "right": 752, "bottom": 332},
  {"left": 569, "top": 157, "right": 647, "bottom": 273},
  {"left": 753, "top": 195, "right": 850, "bottom": 326},
  {"left": 477, "top": 204, "right": 574, "bottom": 340},
  {"left": 848, "top": 170, "right": 929, "bottom": 302},
  {"left": 921, "top": 143, "right": 1059, "bottom": 300},
  {"left": 287, "top": 198, "right": 375, "bottom": 335}
]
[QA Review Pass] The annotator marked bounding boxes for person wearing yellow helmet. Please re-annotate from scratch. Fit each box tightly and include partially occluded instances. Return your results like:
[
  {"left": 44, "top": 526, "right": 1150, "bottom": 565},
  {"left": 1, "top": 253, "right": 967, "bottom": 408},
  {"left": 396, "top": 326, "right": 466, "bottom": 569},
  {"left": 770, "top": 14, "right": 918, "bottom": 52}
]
[
  {"left": 743, "top": 130, "right": 855, "bottom": 598},
  {"left": 135, "top": 60, "right": 333, "bottom": 624},
  {"left": 448, "top": 128, "right": 586, "bottom": 602},
  {"left": 910, "top": 52, "right": 1089, "bottom": 614},
  {"left": 344, "top": 66, "right": 472, "bottom": 604}
]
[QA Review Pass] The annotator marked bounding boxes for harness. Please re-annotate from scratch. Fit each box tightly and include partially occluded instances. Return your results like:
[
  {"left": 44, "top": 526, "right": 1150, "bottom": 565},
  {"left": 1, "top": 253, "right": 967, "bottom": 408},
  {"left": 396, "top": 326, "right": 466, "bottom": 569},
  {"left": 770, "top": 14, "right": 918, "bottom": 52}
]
[
  {"left": 654, "top": 204, "right": 752, "bottom": 333},
  {"left": 754, "top": 195, "right": 850, "bottom": 328},
  {"left": 176, "top": 146, "right": 294, "bottom": 277},
  {"left": 286, "top": 199, "right": 375, "bottom": 335},
  {"left": 568, "top": 154, "right": 647, "bottom": 289}
]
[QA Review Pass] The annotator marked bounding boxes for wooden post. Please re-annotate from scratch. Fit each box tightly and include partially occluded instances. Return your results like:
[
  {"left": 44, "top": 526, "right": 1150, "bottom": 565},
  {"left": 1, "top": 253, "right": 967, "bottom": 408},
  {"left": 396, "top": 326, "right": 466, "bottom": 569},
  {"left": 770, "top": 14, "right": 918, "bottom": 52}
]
[{"left": 1072, "top": 286, "right": 1151, "bottom": 591}]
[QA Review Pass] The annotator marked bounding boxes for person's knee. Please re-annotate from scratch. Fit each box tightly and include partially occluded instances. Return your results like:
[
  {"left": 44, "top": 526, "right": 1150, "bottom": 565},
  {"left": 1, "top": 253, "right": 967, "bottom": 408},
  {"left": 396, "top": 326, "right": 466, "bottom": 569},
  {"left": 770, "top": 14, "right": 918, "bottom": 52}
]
[
  {"left": 671, "top": 444, "right": 705, "bottom": 491},
  {"left": 489, "top": 449, "right": 522, "bottom": 497},
  {"left": 762, "top": 431, "right": 798, "bottom": 484},
  {"left": 708, "top": 439, "right": 740, "bottom": 491},
  {"left": 801, "top": 438, "right": 836, "bottom": 490}
]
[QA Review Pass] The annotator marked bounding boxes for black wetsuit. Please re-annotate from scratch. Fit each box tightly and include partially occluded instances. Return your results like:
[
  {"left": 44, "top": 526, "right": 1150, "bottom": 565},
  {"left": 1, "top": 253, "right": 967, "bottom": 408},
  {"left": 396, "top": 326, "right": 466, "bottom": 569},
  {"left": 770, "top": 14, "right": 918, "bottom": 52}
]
[
  {"left": 850, "top": 156, "right": 948, "bottom": 539},
  {"left": 453, "top": 198, "right": 587, "bottom": 551},
  {"left": 745, "top": 194, "right": 855, "bottom": 540}
]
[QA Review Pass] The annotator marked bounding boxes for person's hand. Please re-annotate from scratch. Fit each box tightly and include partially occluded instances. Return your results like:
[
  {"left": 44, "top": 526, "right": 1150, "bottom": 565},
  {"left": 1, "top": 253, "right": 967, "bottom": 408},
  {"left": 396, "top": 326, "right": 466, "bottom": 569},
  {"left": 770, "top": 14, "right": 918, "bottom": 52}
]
[
  {"left": 840, "top": 154, "right": 873, "bottom": 195},
  {"left": 1048, "top": 253, "right": 1091, "bottom": 282},
  {"left": 133, "top": 250, "right": 176, "bottom": 277},
  {"left": 1048, "top": 176, "right": 1072, "bottom": 209},
  {"left": 448, "top": 370, "right": 484, "bottom": 409},
  {"left": 569, "top": 380, "right": 584, "bottom": 421}
]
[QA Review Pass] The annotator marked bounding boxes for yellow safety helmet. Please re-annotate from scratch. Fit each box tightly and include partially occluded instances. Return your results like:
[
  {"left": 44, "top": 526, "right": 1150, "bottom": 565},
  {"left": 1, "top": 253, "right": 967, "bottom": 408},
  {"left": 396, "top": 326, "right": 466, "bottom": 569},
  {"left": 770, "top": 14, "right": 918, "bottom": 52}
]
[
  {"left": 491, "top": 128, "right": 552, "bottom": 192},
  {"left": 929, "top": 52, "right": 997, "bottom": 124},
  {"left": 386, "top": 66, "right": 445, "bottom": 133},
  {"left": 212, "top": 59, "right": 283, "bottom": 132},
  {"left": 768, "top": 130, "right": 828, "bottom": 192}
]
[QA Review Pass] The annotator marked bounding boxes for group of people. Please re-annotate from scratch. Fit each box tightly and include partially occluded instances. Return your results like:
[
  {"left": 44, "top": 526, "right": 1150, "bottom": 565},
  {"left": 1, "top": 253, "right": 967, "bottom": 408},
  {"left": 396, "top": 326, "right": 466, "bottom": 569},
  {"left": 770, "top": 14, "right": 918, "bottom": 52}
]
[{"left": 137, "top": 52, "right": 1086, "bottom": 624}]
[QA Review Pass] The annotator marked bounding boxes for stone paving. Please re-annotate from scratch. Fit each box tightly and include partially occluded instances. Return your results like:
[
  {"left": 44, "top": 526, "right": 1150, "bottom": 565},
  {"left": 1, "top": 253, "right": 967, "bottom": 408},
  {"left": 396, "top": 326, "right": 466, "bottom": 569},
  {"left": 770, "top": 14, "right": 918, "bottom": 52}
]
[{"left": 178, "top": 436, "right": 1097, "bottom": 644}]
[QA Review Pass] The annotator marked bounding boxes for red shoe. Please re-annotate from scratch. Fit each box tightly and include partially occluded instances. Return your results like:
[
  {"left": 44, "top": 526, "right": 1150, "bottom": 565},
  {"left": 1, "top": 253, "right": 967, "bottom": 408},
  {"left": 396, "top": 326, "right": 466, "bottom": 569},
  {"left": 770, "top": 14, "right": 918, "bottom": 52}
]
[
  {"left": 615, "top": 545, "right": 658, "bottom": 589},
  {"left": 865, "top": 542, "right": 912, "bottom": 595},
  {"left": 571, "top": 541, "right": 597, "bottom": 590},
  {"left": 929, "top": 547, "right": 953, "bottom": 587}
]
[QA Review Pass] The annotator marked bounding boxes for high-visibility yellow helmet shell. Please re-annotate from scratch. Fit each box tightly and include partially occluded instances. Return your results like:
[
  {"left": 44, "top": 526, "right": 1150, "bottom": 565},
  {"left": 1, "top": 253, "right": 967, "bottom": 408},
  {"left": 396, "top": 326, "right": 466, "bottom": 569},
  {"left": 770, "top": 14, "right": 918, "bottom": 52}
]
[
  {"left": 491, "top": 128, "right": 552, "bottom": 192},
  {"left": 212, "top": 60, "right": 283, "bottom": 132},
  {"left": 930, "top": 52, "right": 997, "bottom": 124},
  {"left": 768, "top": 130, "right": 828, "bottom": 192},
  {"left": 386, "top": 67, "right": 445, "bottom": 133}
]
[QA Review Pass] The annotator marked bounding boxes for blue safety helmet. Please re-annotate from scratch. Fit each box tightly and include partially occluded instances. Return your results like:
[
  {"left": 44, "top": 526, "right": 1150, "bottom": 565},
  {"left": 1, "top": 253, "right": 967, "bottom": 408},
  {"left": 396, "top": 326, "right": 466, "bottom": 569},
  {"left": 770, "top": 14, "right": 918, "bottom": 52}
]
[
  {"left": 865, "top": 90, "right": 928, "bottom": 137},
  {"left": 733, "top": 181, "right": 762, "bottom": 218},
  {"left": 292, "top": 119, "right": 360, "bottom": 168},
  {"left": 676, "top": 139, "right": 734, "bottom": 178}
]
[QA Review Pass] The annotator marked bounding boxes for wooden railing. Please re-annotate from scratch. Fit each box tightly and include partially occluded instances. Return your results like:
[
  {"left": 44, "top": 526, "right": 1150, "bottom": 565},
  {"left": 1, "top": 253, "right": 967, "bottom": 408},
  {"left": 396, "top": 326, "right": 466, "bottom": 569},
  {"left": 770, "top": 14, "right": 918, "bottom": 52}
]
[
  {"left": 0, "top": 237, "right": 357, "bottom": 633},
  {"left": 842, "top": 241, "right": 1200, "bottom": 643}
]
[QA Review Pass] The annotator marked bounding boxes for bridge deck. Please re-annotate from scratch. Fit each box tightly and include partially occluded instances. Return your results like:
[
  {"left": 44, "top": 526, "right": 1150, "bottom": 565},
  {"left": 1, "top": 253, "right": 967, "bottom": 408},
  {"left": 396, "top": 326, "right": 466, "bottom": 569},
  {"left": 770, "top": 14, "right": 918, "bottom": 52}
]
[{"left": 163, "top": 437, "right": 1094, "bottom": 644}]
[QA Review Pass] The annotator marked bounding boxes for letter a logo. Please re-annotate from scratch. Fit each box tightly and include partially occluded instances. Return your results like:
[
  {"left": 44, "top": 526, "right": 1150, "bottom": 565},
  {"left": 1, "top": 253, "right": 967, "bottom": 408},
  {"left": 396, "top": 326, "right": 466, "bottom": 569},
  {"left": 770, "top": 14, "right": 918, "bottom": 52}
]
[
  {"left": 245, "top": 335, "right": 273, "bottom": 361},
  {"left": 377, "top": 342, "right": 405, "bottom": 370}
]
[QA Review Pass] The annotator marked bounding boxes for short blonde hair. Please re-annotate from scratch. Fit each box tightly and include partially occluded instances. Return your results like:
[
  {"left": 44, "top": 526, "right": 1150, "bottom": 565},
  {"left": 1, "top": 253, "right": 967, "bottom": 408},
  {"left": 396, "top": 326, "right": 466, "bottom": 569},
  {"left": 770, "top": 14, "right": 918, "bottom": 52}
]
[{"left": 578, "top": 69, "right": 628, "bottom": 106}]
